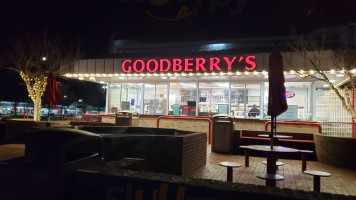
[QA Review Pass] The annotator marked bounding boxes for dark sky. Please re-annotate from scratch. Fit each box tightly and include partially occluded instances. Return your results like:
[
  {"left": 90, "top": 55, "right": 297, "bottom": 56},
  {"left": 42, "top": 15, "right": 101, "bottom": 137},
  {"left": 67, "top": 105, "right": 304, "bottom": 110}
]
[
  {"left": 0, "top": 0, "right": 355, "bottom": 103},
  {"left": 1, "top": 0, "right": 356, "bottom": 57}
]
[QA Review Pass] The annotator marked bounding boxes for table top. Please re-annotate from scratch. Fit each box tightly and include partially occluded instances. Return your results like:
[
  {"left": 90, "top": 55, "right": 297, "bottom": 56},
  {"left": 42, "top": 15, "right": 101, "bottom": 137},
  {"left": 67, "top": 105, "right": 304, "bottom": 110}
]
[
  {"left": 258, "top": 134, "right": 293, "bottom": 139},
  {"left": 244, "top": 145, "right": 299, "bottom": 153},
  {"left": 256, "top": 173, "right": 284, "bottom": 180},
  {"left": 219, "top": 162, "right": 242, "bottom": 168},
  {"left": 304, "top": 170, "right": 331, "bottom": 177}
]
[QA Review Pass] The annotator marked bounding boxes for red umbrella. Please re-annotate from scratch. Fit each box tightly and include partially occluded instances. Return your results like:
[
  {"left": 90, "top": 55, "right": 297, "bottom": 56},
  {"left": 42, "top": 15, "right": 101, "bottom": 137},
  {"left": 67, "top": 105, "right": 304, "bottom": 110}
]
[
  {"left": 267, "top": 50, "right": 288, "bottom": 148},
  {"left": 42, "top": 72, "right": 62, "bottom": 107}
]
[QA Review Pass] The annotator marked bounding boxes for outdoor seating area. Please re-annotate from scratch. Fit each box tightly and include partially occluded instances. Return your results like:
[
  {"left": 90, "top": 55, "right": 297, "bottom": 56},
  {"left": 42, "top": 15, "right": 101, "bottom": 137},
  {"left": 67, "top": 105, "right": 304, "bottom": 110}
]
[{"left": 190, "top": 146, "right": 356, "bottom": 196}]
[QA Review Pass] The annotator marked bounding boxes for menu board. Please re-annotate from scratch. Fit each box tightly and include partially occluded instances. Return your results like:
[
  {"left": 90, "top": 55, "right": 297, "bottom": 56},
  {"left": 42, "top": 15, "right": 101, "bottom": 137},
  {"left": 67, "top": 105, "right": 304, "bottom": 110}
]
[{"left": 277, "top": 105, "right": 298, "bottom": 120}]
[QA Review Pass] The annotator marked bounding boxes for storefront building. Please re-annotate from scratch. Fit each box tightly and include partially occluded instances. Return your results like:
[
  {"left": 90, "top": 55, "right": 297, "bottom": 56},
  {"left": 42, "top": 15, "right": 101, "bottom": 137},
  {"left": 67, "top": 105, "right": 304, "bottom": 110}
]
[{"left": 63, "top": 29, "right": 355, "bottom": 137}]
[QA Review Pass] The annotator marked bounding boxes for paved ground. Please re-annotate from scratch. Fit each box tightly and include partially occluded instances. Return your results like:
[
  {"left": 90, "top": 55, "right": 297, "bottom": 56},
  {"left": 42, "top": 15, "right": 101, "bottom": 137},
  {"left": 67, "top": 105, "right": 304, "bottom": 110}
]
[
  {"left": 191, "top": 145, "right": 356, "bottom": 196},
  {"left": 1, "top": 144, "right": 356, "bottom": 196}
]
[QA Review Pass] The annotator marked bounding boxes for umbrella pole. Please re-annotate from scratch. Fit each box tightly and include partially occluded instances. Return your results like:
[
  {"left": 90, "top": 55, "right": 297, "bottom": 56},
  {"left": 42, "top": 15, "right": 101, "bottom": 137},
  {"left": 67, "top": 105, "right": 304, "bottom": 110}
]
[{"left": 270, "top": 116, "right": 274, "bottom": 149}]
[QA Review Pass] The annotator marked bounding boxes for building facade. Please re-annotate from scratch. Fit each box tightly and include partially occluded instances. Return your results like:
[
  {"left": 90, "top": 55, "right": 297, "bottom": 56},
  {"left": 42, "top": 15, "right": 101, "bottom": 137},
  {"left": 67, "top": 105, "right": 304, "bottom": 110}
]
[{"left": 63, "top": 25, "right": 356, "bottom": 138}]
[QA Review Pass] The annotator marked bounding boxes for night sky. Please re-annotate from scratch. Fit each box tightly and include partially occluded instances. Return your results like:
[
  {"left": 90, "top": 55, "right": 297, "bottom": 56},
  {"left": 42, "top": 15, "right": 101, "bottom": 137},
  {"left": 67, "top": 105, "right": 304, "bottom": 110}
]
[
  {"left": 0, "top": 0, "right": 355, "bottom": 103},
  {"left": 1, "top": 0, "right": 355, "bottom": 57}
]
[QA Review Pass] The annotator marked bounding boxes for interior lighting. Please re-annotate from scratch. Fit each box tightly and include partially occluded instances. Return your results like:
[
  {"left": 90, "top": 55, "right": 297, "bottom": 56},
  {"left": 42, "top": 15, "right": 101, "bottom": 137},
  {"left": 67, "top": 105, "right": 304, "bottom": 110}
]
[
  {"left": 290, "top": 70, "right": 295, "bottom": 74},
  {"left": 89, "top": 77, "right": 96, "bottom": 82},
  {"left": 120, "top": 73, "right": 126, "bottom": 76},
  {"left": 330, "top": 69, "right": 335, "bottom": 74},
  {"left": 204, "top": 72, "right": 209, "bottom": 76},
  {"left": 168, "top": 73, "right": 172, "bottom": 76},
  {"left": 114, "top": 73, "right": 119, "bottom": 77},
  {"left": 181, "top": 73, "right": 186, "bottom": 76},
  {"left": 262, "top": 71, "right": 267, "bottom": 75},
  {"left": 78, "top": 77, "right": 84, "bottom": 80},
  {"left": 253, "top": 71, "right": 258, "bottom": 75},
  {"left": 84, "top": 74, "right": 89, "bottom": 77},
  {"left": 309, "top": 70, "right": 315, "bottom": 74},
  {"left": 99, "top": 81, "right": 105, "bottom": 84},
  {"left": 73, "top": 74, "right": 78, "bottom": 77},
  {"left": 134, "top": 74, "right": 139, "bottom": 77},
  {"left": 220, "top": 72, "right": 224, "bottom": 76},
  {"left": 236, "top": 71, "right": 241, "bottom": 75},
  {"left": 174, "top": 73, "right": 179, "bottom": 76},
  {"left": 212, "top": 72, "right": 216, "bottom": 76},
  {"left": 161, "top": 77, "right": 167, "bottom": 79},
  {"left": 96, "top": 74, "right": 102, "bottom": 77},
  {"left": 245, "top": 71, "right": 249, "bottom": 75},
  {"left": 227, "top": 72, "right": 232, "bottom": 75},
  {"left": 119, "top": 77, "right": 125, "bottom": 80},
  {"left": 108, "top": 74, "right": 113, "bottom": 77},
  {"left": 336, "top": 73, "right": 344, "bottom": 77},
  {"left": 196, "top": 73, "right": 201, "bottom": 76},
  {"left": 189, "top": 73, "right": 193, "bottom": 76},
  {"left": 352, "top": 69, "right": 356, "bottom": 73},
  {"left": 102, "top": 74, "right": 107, "bottom": 77}
]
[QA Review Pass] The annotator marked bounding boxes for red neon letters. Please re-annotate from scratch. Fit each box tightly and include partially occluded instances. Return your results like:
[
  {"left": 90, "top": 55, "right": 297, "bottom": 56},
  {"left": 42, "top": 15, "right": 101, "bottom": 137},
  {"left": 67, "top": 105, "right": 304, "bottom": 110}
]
[{"left": 122, "top": 56, "right": 256, "bottom": 73}]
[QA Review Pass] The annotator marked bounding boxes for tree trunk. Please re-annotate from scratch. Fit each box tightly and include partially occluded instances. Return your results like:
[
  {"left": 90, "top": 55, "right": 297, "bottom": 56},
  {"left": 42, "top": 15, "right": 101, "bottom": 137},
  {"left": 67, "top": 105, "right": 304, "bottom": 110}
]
[{"left": 33, "top": 96, "right": 42, "bottom": 122}]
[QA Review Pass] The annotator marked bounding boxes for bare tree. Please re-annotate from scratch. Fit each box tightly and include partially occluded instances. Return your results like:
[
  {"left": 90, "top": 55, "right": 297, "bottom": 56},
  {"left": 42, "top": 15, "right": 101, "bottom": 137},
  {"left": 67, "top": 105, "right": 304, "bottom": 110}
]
[
  {"left": 288, "top": 32, "right": 356, "bottom": 119},
  {"left": 1, "top": 31, "right": 80, "bottom": 121}
]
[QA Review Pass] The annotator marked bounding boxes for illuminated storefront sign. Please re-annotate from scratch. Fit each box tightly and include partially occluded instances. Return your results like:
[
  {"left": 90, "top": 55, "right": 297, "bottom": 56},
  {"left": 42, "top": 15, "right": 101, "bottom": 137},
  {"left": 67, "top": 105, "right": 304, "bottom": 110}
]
[
  {"left": 285, "top": 91, "right": 295, "bottom": 98},
  {"left": 121, "top": 56, "right": 256, "bottom": 73}
]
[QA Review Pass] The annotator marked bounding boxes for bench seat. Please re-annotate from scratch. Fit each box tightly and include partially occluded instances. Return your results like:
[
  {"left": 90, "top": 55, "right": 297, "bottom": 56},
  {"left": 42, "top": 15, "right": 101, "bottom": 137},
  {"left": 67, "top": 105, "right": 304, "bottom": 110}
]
[{"left": 240, "top": 136, "right": 314, "bottom": 143}]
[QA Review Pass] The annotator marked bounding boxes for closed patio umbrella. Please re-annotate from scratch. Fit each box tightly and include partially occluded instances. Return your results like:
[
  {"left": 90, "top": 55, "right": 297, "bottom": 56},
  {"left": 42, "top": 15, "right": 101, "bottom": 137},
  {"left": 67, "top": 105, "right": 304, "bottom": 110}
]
[
  {"left": 42, "top": 72, "right": 63, "bottom": 118},
  {"left": 267, "top": 50, "right": 288, "bottom": 149}
]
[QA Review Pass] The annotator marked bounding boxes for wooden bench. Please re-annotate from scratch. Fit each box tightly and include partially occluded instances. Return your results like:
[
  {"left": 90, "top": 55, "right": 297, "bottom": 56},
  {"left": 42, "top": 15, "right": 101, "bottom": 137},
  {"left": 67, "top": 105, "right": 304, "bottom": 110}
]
[
  {"left": 240, "top": 131, "right": 316, "bottom": 153},
  {"left": 241, "top": 130, "right": 314, "bottom": 143}
]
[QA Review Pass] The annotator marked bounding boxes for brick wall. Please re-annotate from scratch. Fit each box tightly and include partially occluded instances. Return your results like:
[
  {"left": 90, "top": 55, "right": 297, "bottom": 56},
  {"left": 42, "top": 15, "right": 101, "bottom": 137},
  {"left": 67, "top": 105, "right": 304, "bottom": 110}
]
[
  {"left": 314, "top": 134, "right": 356, "bottom": 169},
  {"left": 100, "top": 130, "right": 206, "bottom": 176}
]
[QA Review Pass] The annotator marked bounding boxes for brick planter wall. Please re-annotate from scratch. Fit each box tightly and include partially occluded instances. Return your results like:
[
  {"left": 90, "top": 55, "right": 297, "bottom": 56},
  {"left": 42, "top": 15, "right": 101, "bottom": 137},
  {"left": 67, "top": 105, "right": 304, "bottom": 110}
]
[
  {"left": 80, "top": 126, "right": 207, "bottom": 176},
  {"left": 314, "top": 134, "right": 356, "bottom": 169}
]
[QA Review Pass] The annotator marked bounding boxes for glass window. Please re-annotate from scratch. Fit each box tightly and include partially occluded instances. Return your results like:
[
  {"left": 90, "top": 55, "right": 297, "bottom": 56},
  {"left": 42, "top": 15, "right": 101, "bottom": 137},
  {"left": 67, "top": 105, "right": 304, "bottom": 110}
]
[
  {"left": 143, "top": 84, "right": 155, "bottom": 114},
  {"left": 169, "top": 82, "right": 197, "bottom": 116},
  {"left": 109, "top": 84, "right": 121, "bottom": 113},
  {"left": 263, "top": 82, "right": 311, "bottom": 120},
  {"left": 121, "top": 83, "right": 142, "bottom": 113},
  {"left": 246, "top": 83, "right": 261, "bottom": 118},
  {"left": 231, "top": 83, "right": 246, "bottom": 118},
  {"left": 155, "top": 84, "right": 168, "bottom": 115},
  {"left": 143, "top": 84, "right": 168, "bottom": 115},
  {"left": 198, "top": 82, "right": 229, "bottom": 116}
]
